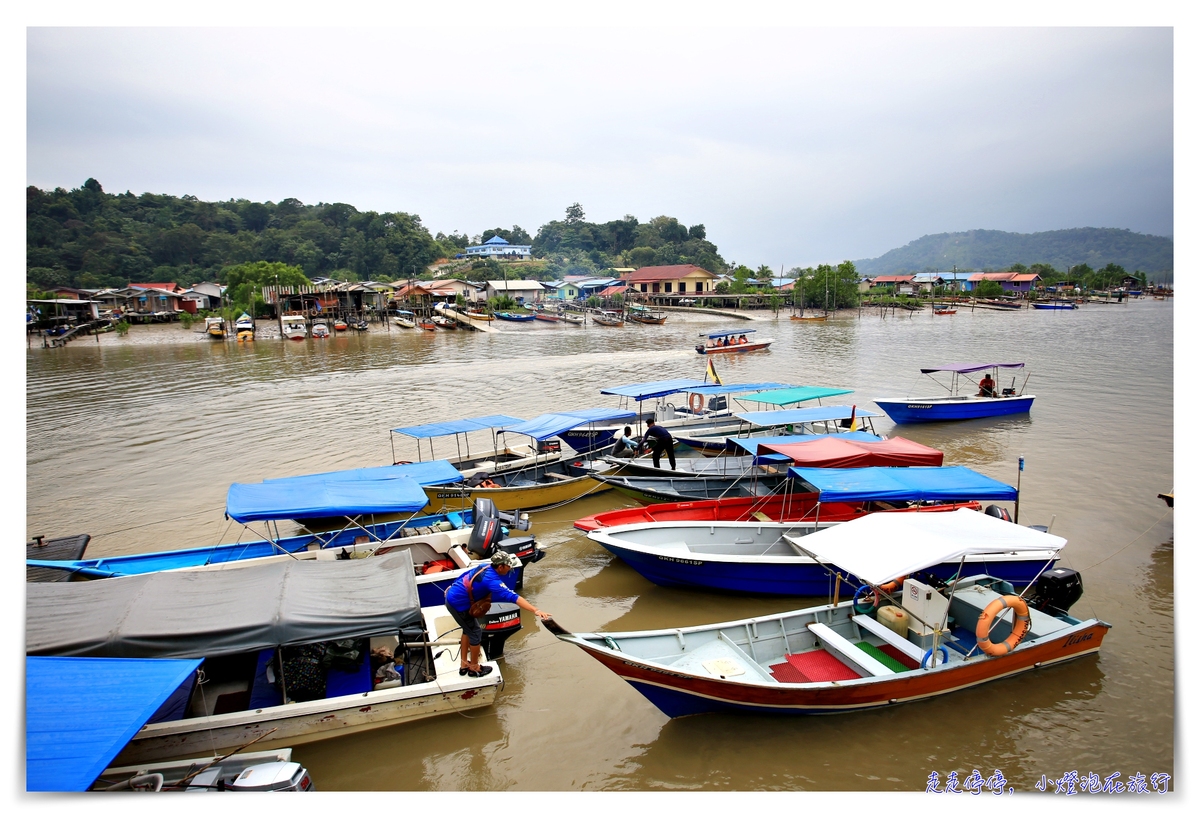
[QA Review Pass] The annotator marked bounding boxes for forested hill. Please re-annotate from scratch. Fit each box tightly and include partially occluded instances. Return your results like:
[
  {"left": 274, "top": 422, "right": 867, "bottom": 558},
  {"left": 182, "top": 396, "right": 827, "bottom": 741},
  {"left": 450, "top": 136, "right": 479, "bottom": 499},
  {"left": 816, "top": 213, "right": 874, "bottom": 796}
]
[
  {"left": 25, "top": 180, "right": 723, "bottom": 291},
  {"left": 854, "top": 228, "right": 1173, "bottom": 278}
]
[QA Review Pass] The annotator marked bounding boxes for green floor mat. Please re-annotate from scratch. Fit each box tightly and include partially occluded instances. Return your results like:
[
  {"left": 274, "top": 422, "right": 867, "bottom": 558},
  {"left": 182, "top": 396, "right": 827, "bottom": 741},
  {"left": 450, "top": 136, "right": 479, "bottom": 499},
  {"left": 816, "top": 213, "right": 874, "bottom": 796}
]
[{"left": 856, "top": 641, "right": 912, "bottom": 673}]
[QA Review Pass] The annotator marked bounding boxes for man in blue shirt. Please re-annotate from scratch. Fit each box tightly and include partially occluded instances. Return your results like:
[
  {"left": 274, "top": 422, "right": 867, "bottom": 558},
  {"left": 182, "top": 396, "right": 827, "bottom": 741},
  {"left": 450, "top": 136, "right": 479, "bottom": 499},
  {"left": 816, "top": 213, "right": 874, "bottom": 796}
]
[
  {"left": 611, "top": 426, "right": 640, "bottom": 459},
  {"left": 444, "top": 551, "right": 550, "bottom": 677},
  {"left": 643, "top": 417, "right": 676, "bottom": 470}
]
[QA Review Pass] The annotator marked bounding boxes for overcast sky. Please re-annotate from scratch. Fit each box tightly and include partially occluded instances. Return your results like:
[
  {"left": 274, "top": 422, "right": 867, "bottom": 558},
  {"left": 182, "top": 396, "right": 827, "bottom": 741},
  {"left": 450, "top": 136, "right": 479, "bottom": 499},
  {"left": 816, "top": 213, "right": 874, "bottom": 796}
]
[{"left": 26, "top": 24, "right": 1173, "bottom": 269}]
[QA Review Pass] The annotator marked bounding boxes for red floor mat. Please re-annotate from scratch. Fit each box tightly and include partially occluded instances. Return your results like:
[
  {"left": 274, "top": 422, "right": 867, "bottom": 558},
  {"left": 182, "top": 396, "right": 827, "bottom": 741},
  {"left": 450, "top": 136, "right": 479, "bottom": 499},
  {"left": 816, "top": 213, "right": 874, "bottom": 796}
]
[
  {"left": 876, "top": 643, "right": 920, "bottom": 670},
  {"left": 768, "top": 650, "right": 860, "bottom": 683}
]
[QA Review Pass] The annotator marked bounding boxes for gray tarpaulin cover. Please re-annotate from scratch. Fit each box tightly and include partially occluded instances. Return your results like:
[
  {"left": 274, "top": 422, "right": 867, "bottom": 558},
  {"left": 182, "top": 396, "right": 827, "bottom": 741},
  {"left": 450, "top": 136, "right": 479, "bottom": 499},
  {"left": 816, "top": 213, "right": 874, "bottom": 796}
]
[{"left": 26, "top": 552, "right": 422, "bottom": 659}]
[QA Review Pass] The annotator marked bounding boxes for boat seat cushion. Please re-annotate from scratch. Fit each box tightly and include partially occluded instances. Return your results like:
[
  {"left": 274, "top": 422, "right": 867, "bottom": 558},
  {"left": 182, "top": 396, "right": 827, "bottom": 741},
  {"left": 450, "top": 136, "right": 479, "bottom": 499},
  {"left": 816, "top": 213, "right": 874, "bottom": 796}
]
[{"left": 325, "top": 656, "right": 372, "bottom": 698}]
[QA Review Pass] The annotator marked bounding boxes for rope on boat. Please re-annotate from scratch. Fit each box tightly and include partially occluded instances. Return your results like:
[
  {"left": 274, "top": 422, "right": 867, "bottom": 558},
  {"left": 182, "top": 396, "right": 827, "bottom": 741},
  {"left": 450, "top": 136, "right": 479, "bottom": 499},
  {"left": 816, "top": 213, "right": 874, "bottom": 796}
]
[
  {"left": 92, "top": 504, "right": 227, "bottom": 537},
  {"left": 1074, "top": 507, "right": 1173, "bottom": 573}
]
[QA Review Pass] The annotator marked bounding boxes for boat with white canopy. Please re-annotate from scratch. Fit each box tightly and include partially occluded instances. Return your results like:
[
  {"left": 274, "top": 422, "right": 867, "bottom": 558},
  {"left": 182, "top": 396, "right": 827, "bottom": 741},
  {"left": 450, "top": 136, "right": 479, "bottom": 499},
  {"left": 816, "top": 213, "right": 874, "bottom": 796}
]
[{"left": 550, "top": 509, "right": 1107, "bottom": 717}]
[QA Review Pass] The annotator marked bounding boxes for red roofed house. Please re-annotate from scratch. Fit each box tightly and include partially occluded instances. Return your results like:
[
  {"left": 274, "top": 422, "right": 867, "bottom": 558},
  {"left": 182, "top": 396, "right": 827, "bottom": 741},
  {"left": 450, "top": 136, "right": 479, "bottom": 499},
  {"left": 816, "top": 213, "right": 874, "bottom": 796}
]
[
  {"left": 966, "top": 272, "right": 1041, "bottom": 293},
  {"left": 624, "top": 265, "right": 718, "bottom": 299},
  {"left": 869, "top": 274, "right": 917, "bottom": 295}
]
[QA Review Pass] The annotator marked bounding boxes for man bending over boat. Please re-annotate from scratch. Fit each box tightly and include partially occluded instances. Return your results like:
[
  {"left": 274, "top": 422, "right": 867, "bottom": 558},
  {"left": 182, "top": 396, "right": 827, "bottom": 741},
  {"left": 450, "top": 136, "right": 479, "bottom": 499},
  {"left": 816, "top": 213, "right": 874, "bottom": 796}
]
[
  {"left": 611, "top": 426, "right": 639, "bottom": 459},
  {"left": 444, "top": 551, "right": 551, "bottom": 677},
  {"left": 977, "top": 373, "right": 996, "bottom": 397},
  {"left": 644, "top": 418, "right": 677, "bottom": 470}
]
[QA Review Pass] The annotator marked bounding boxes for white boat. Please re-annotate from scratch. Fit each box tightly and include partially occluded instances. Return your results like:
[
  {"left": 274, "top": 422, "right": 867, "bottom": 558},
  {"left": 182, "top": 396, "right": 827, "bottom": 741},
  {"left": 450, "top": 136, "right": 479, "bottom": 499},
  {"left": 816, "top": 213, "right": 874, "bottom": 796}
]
[
  {"left": 280, "top": 314, "right": 307, "bottom": 340},
  {"left": 560, "top": 313, "right": 585, "bottom": 325},
  {"left": 95, "top": 749, "right": 314, "bottom": 792},
  {"left": 390, "top": 413, "right": 564, "bottom": 480},
  {"left": 27, "top": 552, "right": 509, "bottom": 766},
  {"left": 311, "top": 322, "right": 330, "bottom": 338},
  {"left": 393, "top": 310, "right": 416, "bottom": 328}
]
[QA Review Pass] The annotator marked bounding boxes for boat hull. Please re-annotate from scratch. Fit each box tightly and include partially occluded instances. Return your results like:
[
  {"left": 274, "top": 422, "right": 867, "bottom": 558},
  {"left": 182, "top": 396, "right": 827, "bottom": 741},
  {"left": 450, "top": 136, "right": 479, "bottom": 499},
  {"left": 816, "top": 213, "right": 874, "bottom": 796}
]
[
  {"left": 582, "top": 622, "right": 1107, "bottom": 717},
  {"left": 423, "top": 473, "right": 612, "bottom": 513},
  {"left": 873, "top": 396, "right": 1034, "bottom": 424},
  {"left": 696, "top": 341, "right": 772, "bottom": 354}
]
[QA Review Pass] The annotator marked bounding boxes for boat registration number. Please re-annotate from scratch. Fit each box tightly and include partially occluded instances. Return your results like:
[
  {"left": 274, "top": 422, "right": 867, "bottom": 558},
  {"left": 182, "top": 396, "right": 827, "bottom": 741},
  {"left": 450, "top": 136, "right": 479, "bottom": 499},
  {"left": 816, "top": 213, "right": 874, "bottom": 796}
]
[
  {"left": 436, "top": 490, "right": 472, "bottom": 499},
  {"left": 656, "top": 555, "right": 703, "bottom": 566},
  {"left": 907, "top": 404, "right": 933, "bottom": 409}
]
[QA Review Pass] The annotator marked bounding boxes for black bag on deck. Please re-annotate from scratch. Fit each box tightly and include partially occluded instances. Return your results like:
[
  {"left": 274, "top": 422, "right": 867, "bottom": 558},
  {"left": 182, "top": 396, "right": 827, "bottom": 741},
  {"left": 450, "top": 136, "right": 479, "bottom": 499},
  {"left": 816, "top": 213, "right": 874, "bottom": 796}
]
[
  {"left": 281, "top": 643, "right": 327, "bottom": 702},
  {"left": 322, "top": 638, "right": 367, "bottom": 673}
]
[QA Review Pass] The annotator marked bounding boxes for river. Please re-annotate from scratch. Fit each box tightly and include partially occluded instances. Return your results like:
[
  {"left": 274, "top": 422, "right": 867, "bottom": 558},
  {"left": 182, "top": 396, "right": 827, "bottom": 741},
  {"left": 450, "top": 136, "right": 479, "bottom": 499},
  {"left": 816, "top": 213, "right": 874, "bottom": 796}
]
[{"left": 24, "top": 298, "right": 1174, "bottom": 792}]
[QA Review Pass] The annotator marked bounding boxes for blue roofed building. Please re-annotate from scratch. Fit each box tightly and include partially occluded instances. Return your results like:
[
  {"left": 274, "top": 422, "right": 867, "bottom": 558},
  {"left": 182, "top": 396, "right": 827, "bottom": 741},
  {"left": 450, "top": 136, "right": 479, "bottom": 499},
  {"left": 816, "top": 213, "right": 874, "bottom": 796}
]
[{"left": 465, "top": 235, "right": 532, "bottom": 259}]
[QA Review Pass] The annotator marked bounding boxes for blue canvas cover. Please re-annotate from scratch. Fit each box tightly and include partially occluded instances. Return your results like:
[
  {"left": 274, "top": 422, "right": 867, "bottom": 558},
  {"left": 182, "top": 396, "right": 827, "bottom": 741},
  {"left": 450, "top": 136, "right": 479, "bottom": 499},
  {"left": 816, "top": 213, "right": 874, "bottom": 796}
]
[
  {"left": 700, "top": 328, "right": 756, "bottom": 338},
  {"left": 727, "top": 432, "right": 883, "bottom": 454},
  {"left": 786, "top": 466, "right": 1018, "bottom": 503},
  {"left": 734, "top": 405, "right": 882, "bottom": 426},
  {"left": 683, "top": 382, "right": 791, "bottom": 396},
  {"left": 26, "top": 656, "right": 202, "bottom": 792},
  {"left": 391, "top": 414, "right": 524, "bottom": 438},
  {"left": 919, "top": 362, "right": 1025, "bottom": 374},
  {"left": 739, "top": 386, "right": 855, "bottom": 406},
  {"left": 226, "top": 476, "right": 429, "bottom": 522},
  {"left": 500, "top": 408, "right": 637, "bottom": 440},
  {"left": 263, "top": 460, "right": 463, "bottom": 487},
  {"left": 599, "top": 379, "right": 709, "bottom": 400}
]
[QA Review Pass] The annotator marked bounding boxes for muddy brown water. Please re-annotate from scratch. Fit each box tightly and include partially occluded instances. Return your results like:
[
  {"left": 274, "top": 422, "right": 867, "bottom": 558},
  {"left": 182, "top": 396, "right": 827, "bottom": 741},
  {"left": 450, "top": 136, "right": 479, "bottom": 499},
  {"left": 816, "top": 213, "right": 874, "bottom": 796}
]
[{"left": 25, "top": 301, "right": 1174, "bottom": 791}]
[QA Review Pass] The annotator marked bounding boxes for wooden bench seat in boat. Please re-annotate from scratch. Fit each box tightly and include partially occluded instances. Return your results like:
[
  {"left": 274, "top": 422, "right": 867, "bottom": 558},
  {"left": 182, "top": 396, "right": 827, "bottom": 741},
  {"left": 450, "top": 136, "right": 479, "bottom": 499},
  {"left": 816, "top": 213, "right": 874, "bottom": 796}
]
[
  {"left": 807, "top": 622, "right": 896, "bottom": 677},
  {"left": 544, "top": 472, "right": 574, "bottom": 482},
  {"left": 852, "top": 614, "right": 928, "bottom": 665}
]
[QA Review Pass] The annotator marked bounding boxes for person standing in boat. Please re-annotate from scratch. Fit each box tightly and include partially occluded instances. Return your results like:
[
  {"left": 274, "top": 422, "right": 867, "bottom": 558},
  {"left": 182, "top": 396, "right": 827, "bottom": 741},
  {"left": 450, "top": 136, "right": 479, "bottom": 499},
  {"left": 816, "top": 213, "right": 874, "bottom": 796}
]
[
  {"left": 644, "top": 417, "right": 677, "bottom": 470},
  {"left": 444, "top": 551, "right": 550, "bottom": 677},
  {"left": 977, "top": 372, "right": 997, "bottom": 397}
]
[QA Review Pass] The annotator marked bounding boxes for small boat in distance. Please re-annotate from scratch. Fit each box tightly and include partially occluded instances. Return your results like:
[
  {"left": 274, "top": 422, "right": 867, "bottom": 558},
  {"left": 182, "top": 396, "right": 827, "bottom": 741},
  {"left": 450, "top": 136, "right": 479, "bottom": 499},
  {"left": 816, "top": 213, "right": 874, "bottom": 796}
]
[
  {"left": 311, "top": 322, "right": 330, "bottom": 338},
  {"left": 393, "top": 311, "right": 416, "bottom": 328},
  {"left": 280, "top": 314, "right": 307, "bottom": 340},
  {"left": 205, "top": 316, "right": 226, "bottom": 338},
  {"left": 235, "top": 312, "right": 254, "bottom": 341},
  {"left": 464, "top": 310, "right": 493, "bottom": 321},
  {"left": 418, "top": 319, "right": 438, "bottom": 331},
  {"left": 1033, "top": 302, "right": 1078, "bottom": 310},
  {"left": 548, "top": 510, "right": 1106, "bottom": 718},
  {"left": 626, "top": 304, "right": 668, "bottom": 324},
  {"left": 560, "top": 313, "right": 585, "bottom": 325},
  {"left": 333, "top": 319, "right": 349, "bottom": 331},
  {"left": 873, "top": 363, "right": 1034, "bottom": 424},
  {"left": 592, "top": 311, "right": 624, "bottom": 326},
  {"left": 696, "top": 328, "right": 773, "bottom": 354},
  {"left": 534, "top": 311, "right": 561, "bottom": 323},
  {"left": 933, "top": 306, "right": 957, "bottom": 315},
  {"left": 432, "top": 316, "right": 457, "bottom": 329}
]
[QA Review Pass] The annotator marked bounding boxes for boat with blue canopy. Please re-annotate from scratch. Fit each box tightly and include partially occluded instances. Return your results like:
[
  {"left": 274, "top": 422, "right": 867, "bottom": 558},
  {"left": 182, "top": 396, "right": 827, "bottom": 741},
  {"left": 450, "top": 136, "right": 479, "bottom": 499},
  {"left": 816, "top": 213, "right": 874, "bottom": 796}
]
[
  {"left": 28, "top": 462, "right": 543, "bottom": 606},
  {"left": 675, "top": 405, "right": 882, "bottom": 455},
  {"left": 695, "top": 328, "right": 773, "bottom": 354},
  {"left": 584, "top": 469, "right": 1050, "bottom": 596},
  {"left": 873, "top": 363, "right": 1035, "bottom": 424},
  {"left": 558, "top": 377, "right": 793, "bottom": 454},
  {"left": 390, "top": 413, "right": 565, "bottom": 478},
  {"left": 421, "top": 408, "right": 635, "bottom": 513}
]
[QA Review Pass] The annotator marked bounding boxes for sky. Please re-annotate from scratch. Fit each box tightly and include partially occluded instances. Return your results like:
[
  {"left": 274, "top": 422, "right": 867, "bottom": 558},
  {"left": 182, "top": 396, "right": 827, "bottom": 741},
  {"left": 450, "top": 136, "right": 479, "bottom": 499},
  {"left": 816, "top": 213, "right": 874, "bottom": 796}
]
[{"left": 19, "top": 15, "right": 1180, "bottom": 273}]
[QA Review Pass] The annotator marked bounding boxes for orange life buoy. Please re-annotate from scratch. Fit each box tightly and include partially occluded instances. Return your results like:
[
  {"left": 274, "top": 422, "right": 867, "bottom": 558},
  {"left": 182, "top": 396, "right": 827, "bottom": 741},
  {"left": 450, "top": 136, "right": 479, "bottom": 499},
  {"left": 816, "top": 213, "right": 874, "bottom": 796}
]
[
  {"left": 880, "top": 576, "right": 906, "bottom": 594},
  {"left": 689, "top": 392, "right": 704, "bottom": 413},
  {"left": 975, "top": 595, "right": 1031, "bottom": 656},
  {"left": 394, "top": 460, "right": 413, "bottom": 466}
]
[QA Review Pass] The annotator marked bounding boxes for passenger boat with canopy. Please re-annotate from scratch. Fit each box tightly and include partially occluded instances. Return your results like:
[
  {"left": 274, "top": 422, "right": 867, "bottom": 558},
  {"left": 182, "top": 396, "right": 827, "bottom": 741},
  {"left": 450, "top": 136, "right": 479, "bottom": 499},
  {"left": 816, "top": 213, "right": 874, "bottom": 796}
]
[
  {"left": 549, "top": 509, "right": 1106, "bottom": 718},
  {"left": 626, "top": 304, "right": 668, "bottom": 324},
  {"left": 27, "top": 553, "right": 511, "bottom": 764},
  {"left": 27, "top": 464, "right": 543, "bottom": 605},
  {"left": 696, "top": 328, "right": 773, "bottom": 354},
  {"left": 392, "top": 310, "right": 416, "bottom": 328},
  {"left": 673, "top": 405, "right": 882, "bottom": 456},
  {"left": 390, "top": 413, "right": 563, "bottom": 479},
  {"left": 556, "top": 378, "right": 793, "bottom": 455},
  {"left": 419, "top": 409, "right": 632, "bottom": 513},
  {"left": 873, "top": 363, "right": 1035, "bottom": 424}
]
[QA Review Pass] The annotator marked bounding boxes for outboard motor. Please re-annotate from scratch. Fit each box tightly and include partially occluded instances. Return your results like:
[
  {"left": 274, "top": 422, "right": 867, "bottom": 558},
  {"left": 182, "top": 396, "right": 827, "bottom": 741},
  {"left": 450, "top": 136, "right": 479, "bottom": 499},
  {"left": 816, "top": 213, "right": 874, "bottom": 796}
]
[
  {"left": 1027, "top": 567, "right": 1084, "bottom": 616},
  {"left": 480, "top": 601, "right": 522, "bottom": 659},
  {"left": 224, "top": 761, "right": 314, "bottom": 792},
  {"left": 984, "top": 504, "right": 1012, "bottom": 522},
  {"left": 467, "top": 498, "right": 504, "bottom": 558},
  {"left": 707, "top": 395, "right": 727, "bottom": 412}
]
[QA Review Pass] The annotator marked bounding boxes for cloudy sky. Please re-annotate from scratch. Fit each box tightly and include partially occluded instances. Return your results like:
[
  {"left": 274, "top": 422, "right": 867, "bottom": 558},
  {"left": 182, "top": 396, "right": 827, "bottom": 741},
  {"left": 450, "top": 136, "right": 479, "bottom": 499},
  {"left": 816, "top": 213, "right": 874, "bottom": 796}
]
[{"left": 25, "top": 21, "right": 1174, "bottom": 269}]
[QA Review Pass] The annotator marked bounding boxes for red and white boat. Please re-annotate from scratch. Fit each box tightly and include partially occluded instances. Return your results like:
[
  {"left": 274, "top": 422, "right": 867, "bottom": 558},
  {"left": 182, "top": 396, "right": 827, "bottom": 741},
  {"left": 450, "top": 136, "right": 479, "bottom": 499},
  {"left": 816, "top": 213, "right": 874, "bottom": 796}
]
[{"left": 696, "top": 328, "right": 772, "bottom": 354}]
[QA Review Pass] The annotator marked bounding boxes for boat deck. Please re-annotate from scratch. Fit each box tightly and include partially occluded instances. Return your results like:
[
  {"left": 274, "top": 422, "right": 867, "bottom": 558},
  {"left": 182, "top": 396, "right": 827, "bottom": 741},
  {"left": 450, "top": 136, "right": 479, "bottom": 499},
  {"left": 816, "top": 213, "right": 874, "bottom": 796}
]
[{"left": 27, "top": 534, "right": 90, "bottom": 582}]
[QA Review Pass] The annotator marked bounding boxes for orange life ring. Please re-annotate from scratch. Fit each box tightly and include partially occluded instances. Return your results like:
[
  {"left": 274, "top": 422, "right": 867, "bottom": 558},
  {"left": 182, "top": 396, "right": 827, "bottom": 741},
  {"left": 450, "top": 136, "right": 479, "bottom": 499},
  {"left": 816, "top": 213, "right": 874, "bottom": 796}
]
[
  {"left": 689, "top": 392, "right": 704, "bottom": 413},
  {"left": 880, "top": 576, "right": 906, "bottom": 595},
  {"left": 394, "top": 460, "right": 413, "bottom": 465},
  {"left": 975, "top": 595, "right": 1031, "bottom": 656}
]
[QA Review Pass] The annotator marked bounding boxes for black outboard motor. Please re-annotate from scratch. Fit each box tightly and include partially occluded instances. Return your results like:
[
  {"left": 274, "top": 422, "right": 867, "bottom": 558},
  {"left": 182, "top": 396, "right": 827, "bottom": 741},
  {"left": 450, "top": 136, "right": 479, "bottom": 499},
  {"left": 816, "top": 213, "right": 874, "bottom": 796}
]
[
  {"left": 467, "top": 498, "right": 505, "bottom": 558},
  {"left": 984, "top": 504, "right": 1012, "bottom": 522},
  {"left": 480, "top": 601, "right": 522, "bottom": 658},
  {"left": 1027, "top": 567, "right": 1084, "bottom": 616}
]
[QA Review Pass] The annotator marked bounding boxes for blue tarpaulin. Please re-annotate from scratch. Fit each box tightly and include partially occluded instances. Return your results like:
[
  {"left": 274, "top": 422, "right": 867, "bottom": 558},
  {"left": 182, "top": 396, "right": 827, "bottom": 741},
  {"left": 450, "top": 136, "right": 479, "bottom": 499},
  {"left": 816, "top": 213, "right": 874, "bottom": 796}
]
[
  {"left": 599, "top": 379, "right": 709, "bottom": 401},
  {"left": 698, "top": 328, "right": 756, "bottom": 338},
  {"left": 226, "top": 476, "right": 430, "bottom": 522},
  {"left": 734, "top": 405, "right": 882, "bottom": 426},
  {"left": 26, "top": 655, "right": 202, "bottom": 792},
  {"left": 727, "top": 432, "right": 883, "bottom": 454},
  {"left": 499, "top": 408, "right": 637, "bottom": 441},
  {"left": 391, "top": 414, "right": 524, "bottom": 438},
  {"left": 683, "top": 382, "right": 791, "bottom": 396},
  {"left": 739, "top": 386, "right": 855, "bottom": 406},
  {"left": 263, "top": 461, "right": 463, "bottom": 487},
  {"left": 786, "top": 466, "right": 1018, "bottom": 503}
]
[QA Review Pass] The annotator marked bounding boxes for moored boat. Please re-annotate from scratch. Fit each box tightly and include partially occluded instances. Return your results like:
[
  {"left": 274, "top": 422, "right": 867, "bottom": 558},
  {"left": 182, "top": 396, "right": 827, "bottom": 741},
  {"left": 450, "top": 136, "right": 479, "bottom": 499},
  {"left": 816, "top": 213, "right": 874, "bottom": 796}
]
[
  {"left": 626, "top": 304, "right": 668, "bottom": 324},
  {"left": 333, "top": 319, "right": 349, "bottom": 331},
  {"left": 390, "top": 413, "right": 563, "bottom": 479},
  {"left": 591, "top": 311, "right": 624, "bottom": 326},
  {"left": 534, "top": 311, "right": 561, "bottom": 323},
  {"left": 235, "top": 312, "right": 255, "bottom": 341},
  {"left": 673, "top": 405, "right": 882, "bottom": 456},
  {"left": 431, "top": 315, "right": 457, "bottom": 329},
  {"left": 27, "top": 553, "right": 512, "bottom": 765},
  {"left": 418, "top": 319, "right": 438, "bottom": 331},
  {"left": 280, "top": 314, "right": 307, "bottom": 340},
  {"left": 873, "top": 363, "right": 1034, "bottom": 424},
  {"left": 205, "top": 316, "right": 226, "bottom": 338},
  {"left": 549, "top": 510, "right": 1105, "bottom": 718},
  {"left": 494, "top": 311, "right": 536, "bottom": 322},
  {"left": 311, "top": 322, "right": 330, "bottom": 338},
  {"left": 560, "top": 313, "right": 585, "bottom": 325},
  {"left": 464, "top": 310, "right": 493, "bottom": 321},
  {"left": 392, "top": 311, "right": 416, "bottom": 328}
]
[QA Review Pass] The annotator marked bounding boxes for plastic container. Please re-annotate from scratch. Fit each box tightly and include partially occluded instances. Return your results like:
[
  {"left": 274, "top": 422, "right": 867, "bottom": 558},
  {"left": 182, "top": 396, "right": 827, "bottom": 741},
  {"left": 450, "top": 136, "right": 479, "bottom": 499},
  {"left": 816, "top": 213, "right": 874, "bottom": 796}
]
[{"left": 877, "top": 605, "right": 910, "bottom": 637}]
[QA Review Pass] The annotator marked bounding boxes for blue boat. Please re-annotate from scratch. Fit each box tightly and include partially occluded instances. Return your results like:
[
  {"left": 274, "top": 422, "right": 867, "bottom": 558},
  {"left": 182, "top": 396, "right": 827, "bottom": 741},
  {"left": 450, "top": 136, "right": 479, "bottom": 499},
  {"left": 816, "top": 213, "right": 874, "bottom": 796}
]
[
  {"left": 586, "top": 467, "right": 1054, "bottom": 596},
  {"left": 494, "top": 311, "right": 536, "bottom": 321},
  {"left": 27, "top": 463, "right": 542, "bottom": 606},
  {"left": 873, "top": 363, "right": 1034, "bottom": 424},
  {"left": 1033, "top": 302, "right": 1077, "bottom": 310}
]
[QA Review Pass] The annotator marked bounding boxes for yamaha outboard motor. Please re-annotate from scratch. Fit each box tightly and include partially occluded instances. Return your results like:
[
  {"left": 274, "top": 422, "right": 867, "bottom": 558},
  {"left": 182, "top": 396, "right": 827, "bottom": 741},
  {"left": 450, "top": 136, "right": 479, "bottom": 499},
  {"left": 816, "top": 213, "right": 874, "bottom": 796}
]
[
  {"left": 1027, "top": 567, "right": 1084, "bottom": 616},
  {"left": 480, "top": 601, "right": 522, "bottom": 658},
  {"left": 984, "top": 504, "right": 1012, "bottom": 522}
]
